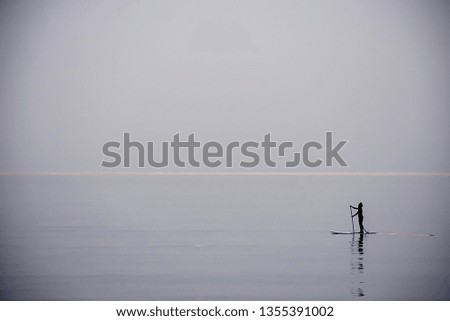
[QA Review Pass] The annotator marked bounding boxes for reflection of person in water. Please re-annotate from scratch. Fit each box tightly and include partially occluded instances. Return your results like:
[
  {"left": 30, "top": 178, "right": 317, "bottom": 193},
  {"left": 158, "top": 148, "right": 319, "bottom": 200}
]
[
  {"left": 357, "top": 233, "right": 364, "bottom": 256},
  {"left": 351, "top": 202, "right": 367, "bottom": 233},
  {"left": 350, "top": 233, "right": 366, "bottom": 297}
]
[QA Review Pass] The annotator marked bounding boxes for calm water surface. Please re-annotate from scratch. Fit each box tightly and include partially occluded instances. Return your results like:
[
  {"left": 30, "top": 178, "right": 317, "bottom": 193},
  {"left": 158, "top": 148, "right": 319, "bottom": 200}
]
[{"left": 0, "top": 176, "right": 449, "bottom": 300}]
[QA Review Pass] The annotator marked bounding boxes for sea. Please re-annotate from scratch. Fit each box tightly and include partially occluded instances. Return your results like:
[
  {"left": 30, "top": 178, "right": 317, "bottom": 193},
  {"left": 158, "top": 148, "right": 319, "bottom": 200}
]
[{"left": 0, "top": 174, "right": 449, "bottom": 300}]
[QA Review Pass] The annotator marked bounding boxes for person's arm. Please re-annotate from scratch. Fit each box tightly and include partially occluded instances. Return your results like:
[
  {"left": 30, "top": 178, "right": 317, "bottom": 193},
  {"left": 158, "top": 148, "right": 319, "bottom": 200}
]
[{"left": 350, "top": 205, "right": 357, "bottom": 210}]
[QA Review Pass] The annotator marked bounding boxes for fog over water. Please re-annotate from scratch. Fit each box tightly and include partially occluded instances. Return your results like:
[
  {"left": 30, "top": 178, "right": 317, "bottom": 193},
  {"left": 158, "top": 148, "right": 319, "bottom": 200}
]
[
  {"left": 0, "top": 0, "right": 449, "bottom": 300},
  {"left": 0, "top": 0, "right": 449, "bottom": 172}
]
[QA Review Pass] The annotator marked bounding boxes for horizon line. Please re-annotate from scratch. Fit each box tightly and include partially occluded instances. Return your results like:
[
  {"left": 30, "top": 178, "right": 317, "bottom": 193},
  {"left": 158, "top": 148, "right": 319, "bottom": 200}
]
[{"left": 0, "top": 171, "right": 449, "bottom": 177}]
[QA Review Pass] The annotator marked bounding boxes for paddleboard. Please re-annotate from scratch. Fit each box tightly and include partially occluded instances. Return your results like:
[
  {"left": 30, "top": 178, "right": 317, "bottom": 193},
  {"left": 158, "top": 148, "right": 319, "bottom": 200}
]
[
  {"left": 330, "top": 230, "right": 377, "bottom": 235},
  {"left": 330, "top": 230, "right": 437, "bottom": 237}
]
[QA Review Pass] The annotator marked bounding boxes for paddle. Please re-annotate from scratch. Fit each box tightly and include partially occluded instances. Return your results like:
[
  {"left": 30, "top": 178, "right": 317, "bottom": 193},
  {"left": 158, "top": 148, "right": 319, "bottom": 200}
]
[{"left": 349, "top": 205, "right": 355, "bottom": 234}]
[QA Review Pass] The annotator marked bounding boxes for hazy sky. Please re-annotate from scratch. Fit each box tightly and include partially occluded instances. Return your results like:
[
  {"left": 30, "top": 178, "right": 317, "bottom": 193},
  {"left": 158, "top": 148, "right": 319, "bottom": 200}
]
[{"left": 0, "top": 0, "right": 449, "bottom": 172}]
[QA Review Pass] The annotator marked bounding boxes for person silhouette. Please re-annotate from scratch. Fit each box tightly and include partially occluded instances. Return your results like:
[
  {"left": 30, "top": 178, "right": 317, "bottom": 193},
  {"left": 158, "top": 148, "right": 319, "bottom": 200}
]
[{"left": 350, "top": 202, "right": 367, "bottom": 233}]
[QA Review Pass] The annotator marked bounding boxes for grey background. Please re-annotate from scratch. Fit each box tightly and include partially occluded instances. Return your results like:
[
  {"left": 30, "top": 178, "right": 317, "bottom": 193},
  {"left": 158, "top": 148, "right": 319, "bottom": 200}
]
[
  {"left": 0, "top": 0, "right": 449, "bottom": 172},
  {"left": 0, "top": 0, "right": 450, "bottom": 301}
]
